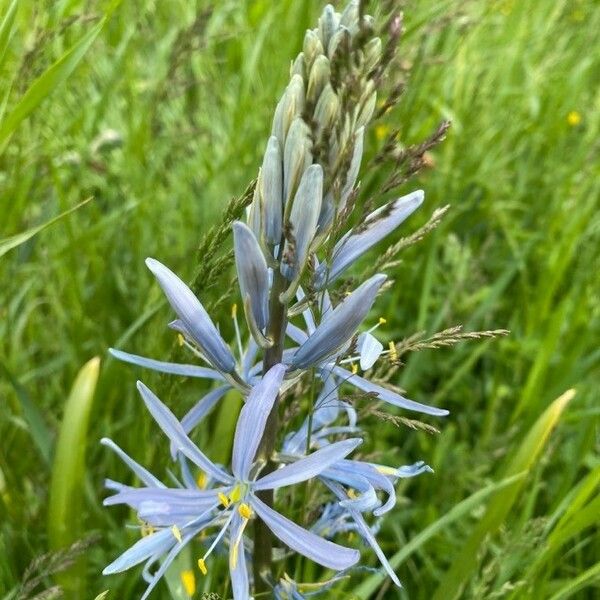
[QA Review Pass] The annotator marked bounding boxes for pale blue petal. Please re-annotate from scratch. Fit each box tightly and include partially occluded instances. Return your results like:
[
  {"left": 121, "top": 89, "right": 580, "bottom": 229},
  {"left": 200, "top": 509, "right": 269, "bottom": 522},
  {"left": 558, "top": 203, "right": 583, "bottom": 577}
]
[
  {"left": 323, "top": 469, "right": 381, "bottom": 513},
  {"left": 231, "top": 364, "right": 287, "bottom": 480},
  {"left": 137, "top": 381, "right": 233, "bottom": 484},
  {"left": 169, "top": 386, "right": 230, "bottom": 458},
  {"left": 358, "top": 332, "right": 383, "bottom": 370},
  {"left": 326, "top": 481, "right": 402, "bottom": 587},
  {"left": 229, "top": 511, "right": 250, "bottom": 600},
  {"left": 281, "top": 165, "right": 323, "bottom": 280},
  {"left": 101, "top": 438, "right": 165, "bottom": 489},
  {"left": 241, "top": 337, "right": 259, "bottom": 380},
  {"left": 233, "top": 222, "right": 270, "bottom": 331},
  {"left": 103, "top": 528, "right": 174, "bottom": 574},
  {"left": 316, "top": 190, "right": 424, "bottom": 286},
  {"left": 339, "top": 127, "right": 364, "bottom": 213},
  {"left": 286, "top": 322, "right": 308, "bottom": 345},
  {"left": 290, "top": 274, "right": 387, "bottom": 369},
  {"left": 296, "top": 286, "right": 316, "bottom": 334},
  {"left": 251, "top": 496, "right": 360, "bottom": 570},
  {"left": 332, "top": 366, "right": 449, "bottom": 416},
  {"left": 140, "top": 527, "right": 202, "bottom": 600},
  {"left": 145, "top": 258, "right": 236, "bottom": 373},
  {"left": 109, "top": 348, "right": 224, "bottom": 380},
  {"left": 261, "top": 136, "right": 284, "bottom": 244},
  {"left": 254, "top": 438, "right": 362, "bottom": 491},
  {"left": 395, "top": 461, "right": 434, "bottom": 478}
]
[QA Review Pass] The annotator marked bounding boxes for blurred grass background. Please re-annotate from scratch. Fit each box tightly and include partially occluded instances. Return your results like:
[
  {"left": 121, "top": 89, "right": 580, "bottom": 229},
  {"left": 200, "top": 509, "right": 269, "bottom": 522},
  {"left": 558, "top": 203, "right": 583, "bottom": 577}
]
[{"left": 1, "top": 0, "right": 598, "bottom": 598}]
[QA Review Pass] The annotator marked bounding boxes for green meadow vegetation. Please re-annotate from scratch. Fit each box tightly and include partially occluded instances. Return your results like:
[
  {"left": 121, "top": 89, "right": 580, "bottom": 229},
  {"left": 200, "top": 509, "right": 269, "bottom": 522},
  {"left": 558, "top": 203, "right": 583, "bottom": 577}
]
[{"left": 1, "top": 0, "right": 598, "bottom": 598}]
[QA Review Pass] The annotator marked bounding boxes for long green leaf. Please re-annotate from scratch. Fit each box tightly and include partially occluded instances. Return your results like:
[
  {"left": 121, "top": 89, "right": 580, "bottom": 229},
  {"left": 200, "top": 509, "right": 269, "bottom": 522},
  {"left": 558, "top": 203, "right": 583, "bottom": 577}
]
[
  {"left": 353, "top": 472, "right": 526, "bottom": 599},
  {"left": 0, "top": 0, "right": 18, "bottom": 68},
  {"left": 0, "top": 18, "right": 104, "bottom": 149},
  {"left": 547, "top": 561, "right": 600, "bottom": 600},
  {"left": 48, "top": 357, "right": 101, "bottom": 596},
  {"left": 0, "top": 360, "right": 52, "bottom": 465},
  {"left": 0, "top": 197, "right": 92, "bottom": 259},
  {"left": 431, "top": 388, "right": 575, "bottom": 600}
]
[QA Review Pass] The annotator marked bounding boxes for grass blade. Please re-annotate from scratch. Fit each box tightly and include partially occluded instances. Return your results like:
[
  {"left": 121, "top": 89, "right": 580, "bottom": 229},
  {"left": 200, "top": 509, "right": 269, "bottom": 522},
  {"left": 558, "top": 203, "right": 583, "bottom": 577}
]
[
  {"left": 353, "top": 472, "right": 526, "bottom": 599},
  {"left": 0, "top": 360, "right": 52, "bottom": 465},
  {"left": 0, "top": 0, "right": 18, "bottom": 68},
  {"left": 547, "top": 561, "right": 600, "bottom": 600},
  {"left": 0, "top": 197, "right": 92, "bottom": 259},
  {"left": 47, "top": 357, "right": 101, "bottom": 595},
  {"left": 0, "top": 18, "right": 105, "bottom": 150},
  {"left": 431, "top": 389, "right": 575, "bottom": 600}
]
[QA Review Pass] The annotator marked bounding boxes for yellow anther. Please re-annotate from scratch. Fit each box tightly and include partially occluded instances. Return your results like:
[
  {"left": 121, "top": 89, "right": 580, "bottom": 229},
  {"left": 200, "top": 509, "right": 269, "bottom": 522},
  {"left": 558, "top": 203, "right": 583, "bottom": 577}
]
[
  {"left": 177, "top": 333, "right": 184, "bottom": 347},
  {"left": 196, "top": 471, "right": 207, "bottom": 489},
  {"left": 376, "top": 465, "right": 398, "bottom": 476},
  {"left": 231, "top": 303, "right": 238, "bottom": 319},
  {"left": 180, "top": 569, "right": 196, "bottom": 596},
  {"left": 238, "top": 503, "right": 253, "bottom": 520},
  {"left": 218, "top": 492, "right": 231, "bottom": 508},
  {"left": 229, "top": 485, "right": 242, "bottom": 503},
  {"left": 347, "top": 488, "right": 358, "bottom": 499},
  {"left": 351, "top": 362, "right": 358, "bottom": 375},
  {"left": 140, "top": 521, "right": 155, "bottom": 537},
  {"left": 388, "top": 340, "right": 398, "bottom": 362},
  {"left": 378, "top": 317, "right": 387, "bottom": 325},
  {"left": 197, "top": 558, "right": 208, "bottom": 576},
  {"left": 171, "top": 525, "right": 182, "bottom": 543},
  {"left": 567, "top": 111, "right": 582, "bottom": 126}
]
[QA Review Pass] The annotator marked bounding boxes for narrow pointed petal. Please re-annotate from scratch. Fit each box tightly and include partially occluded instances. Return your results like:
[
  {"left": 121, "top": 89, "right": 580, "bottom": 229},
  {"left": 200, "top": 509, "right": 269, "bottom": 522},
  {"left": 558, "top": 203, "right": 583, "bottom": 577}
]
[
  {"left": 137, "top": 381, "right": 233, "bottom": 484},
  {"left": 283, "top": 117, "right": 312, "bottom": 204},
  {"left": 251, "top": 496, "right": 359, "bottom": 571},
  {"left": 332, "top": 366, "right": 449, "bottom": 416},
  {"left": 145, "top": 258, "right": 236, "bottom": 373},
  {"left": 326, "top": 480, "right": 401, "bottom": 587},
  {"left": 290, "top": 274, "right": 387, "bottom": 370},
  {"left": 254, "top": 438, "right": 362, "bottom": 491},
  {"left": 233, "top": 222, "right": 270, "bottom": 331},
  {"left": 319, "top": 190, "right": 424, "bottom": 285},
  {"left": 101, "top": 438, "right": 165, "bottom": 488},
  {"left": 358, "top": 332, "right": 383, "bottom": 370},
  {"left": 281, "top": 164, "right": 323, "bottom": 280},
  {"left": 167, "top": 385, "right": 230, "bottom": 458},
  {"left": 109, "top": 348, "right": 224, "bottom": 380},
  {"left": 232, "top": 364, "right": 287, "bottom": 480},
  {"left": 261, "top": 136, "right": 284, "bottom": 244},
  {"left": 395, "top": 461, "right": 434, "bottom": 478},
  {"left": 229, "top": 512, "right": 250, "bottom": 600},
  {"left": 339, "top": 127, "right": 364, "bottom": 212},
  {"left": 103, "top": 528, "right": 174, "bottom": 574},
  {"left": 140, "top": 527, "right": 202, "bottom": 600}
]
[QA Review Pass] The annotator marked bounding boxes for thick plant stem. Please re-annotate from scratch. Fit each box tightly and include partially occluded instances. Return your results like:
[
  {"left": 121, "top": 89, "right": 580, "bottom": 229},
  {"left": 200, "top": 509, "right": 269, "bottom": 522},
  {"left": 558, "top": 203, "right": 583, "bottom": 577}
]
[{"left": 253, "top": 268, "right": 288, "bottom": 594}]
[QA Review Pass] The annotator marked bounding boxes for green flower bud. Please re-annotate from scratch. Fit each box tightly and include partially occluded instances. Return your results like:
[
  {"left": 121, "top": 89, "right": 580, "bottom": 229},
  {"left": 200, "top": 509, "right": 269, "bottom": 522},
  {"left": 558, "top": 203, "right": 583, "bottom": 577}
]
[
  {"left": 303, "top": 30, "right": 324, "bottom": 68},
  {"left": 364, "top": 37, "right": 382, "bottom": 73},
  {"left": 272, "top": 74, "right": 306, "bottom": 147},
  {"left": 283, "top": 117, "right": 313, "bottom": 204},
  {"left": 314, "top": 83, "right": 339, "bottom": 133},
  {"left": 307, "top": 55, "right": 330, "bottom": 105}
]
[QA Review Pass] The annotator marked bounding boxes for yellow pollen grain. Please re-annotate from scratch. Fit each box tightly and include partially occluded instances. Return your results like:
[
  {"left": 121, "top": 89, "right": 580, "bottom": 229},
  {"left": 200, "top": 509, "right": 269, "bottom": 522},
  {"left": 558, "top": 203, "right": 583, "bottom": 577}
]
[
  {"left": 197, "top": 557, "right": 208, "bottom": 575},
  {"left": 378, "top": 317, "right": 387, "bottom": 325},
  {"left": 229, "top": 485, "right": 242, "bottom": 503},
  {"left": 196, "top": 471, "right": 207, "bottom": 489},
  {"left": 180, "top": 569, "right": 196, "bottom": 596},
  {"left": 171, "top": 525, "right": 182, "bottom": 543},
  {"left": 351, "top": 362, "right": 358, "bottom": 375},
  {"left": 567, "top": 111, "right": 582, "bottom": 126},
  {"left": 218, "top": 492, "right": 231, "bottom": 508},
  {"left": 140, "top": 522, "right": 155, "bottom": 537},
  {"left": 347, "top": 488, "right": 358, "bottom": 499},
  {"left": 177, "top": 333, "right": 184, "bottom": 347},
  {"left": 388, "top": 341, "right": 398, "bottom": 362},
  {"left": 238, "top": 503, "right": 253, "bottom": 519}
]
